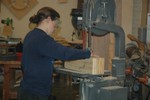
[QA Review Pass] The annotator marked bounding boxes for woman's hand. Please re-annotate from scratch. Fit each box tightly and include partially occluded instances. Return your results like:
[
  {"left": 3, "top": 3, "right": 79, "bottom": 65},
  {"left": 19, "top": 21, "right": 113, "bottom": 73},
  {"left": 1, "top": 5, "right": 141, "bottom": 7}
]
[{"left": 89, "top": 49, "right": 99, "bottom": 57}]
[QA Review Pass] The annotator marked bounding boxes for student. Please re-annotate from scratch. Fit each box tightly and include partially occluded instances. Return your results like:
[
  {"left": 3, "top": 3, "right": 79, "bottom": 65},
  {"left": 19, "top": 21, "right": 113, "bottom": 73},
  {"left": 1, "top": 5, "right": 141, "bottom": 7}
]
[{"left": 18, "top": 7, "right": 91, "bottom": 100}]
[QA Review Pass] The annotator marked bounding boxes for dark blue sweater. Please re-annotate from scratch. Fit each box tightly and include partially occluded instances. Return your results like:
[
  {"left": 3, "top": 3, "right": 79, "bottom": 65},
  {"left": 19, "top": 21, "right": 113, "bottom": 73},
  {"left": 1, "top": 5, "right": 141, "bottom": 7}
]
[{"left": 20, "top": 28, "right": 90, "bottom": 96}]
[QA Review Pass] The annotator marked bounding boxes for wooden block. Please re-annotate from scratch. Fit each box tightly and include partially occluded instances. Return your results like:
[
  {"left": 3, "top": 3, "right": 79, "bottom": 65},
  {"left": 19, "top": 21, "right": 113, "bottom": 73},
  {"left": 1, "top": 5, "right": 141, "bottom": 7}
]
[{"left": 64, "top": 57, "right": 104, "bottom": 75}]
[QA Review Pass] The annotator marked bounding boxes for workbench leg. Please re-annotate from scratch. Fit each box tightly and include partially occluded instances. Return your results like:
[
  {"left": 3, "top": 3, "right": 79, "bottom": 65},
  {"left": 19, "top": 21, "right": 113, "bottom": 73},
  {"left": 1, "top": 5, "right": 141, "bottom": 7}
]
[{"left": 3, "top": 64, "right": 11, "bottom": 100}]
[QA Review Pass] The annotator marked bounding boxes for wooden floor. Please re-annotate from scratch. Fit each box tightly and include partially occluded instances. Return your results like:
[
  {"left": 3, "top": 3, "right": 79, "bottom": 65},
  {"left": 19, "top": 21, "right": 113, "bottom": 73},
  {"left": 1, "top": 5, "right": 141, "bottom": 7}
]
[{"left": 0, "top": 74, "right": 80, "bottom": 100}]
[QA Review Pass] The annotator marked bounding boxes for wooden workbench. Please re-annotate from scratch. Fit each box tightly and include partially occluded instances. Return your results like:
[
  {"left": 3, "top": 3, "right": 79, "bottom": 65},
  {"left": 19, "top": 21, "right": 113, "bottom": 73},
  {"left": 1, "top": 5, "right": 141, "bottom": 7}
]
[
  {"left": 0, "top": 60, "right": 63, "bottom": 100},
  {"left": 0, "top": 61, "right": 21, "bottom": 100}
]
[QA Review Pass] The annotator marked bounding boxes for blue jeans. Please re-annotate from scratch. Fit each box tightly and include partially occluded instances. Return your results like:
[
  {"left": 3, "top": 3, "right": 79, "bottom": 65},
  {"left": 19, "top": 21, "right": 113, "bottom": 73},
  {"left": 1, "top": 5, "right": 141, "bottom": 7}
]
[{"left": 18, "top": 88, "right": 49, "bottom": 100}]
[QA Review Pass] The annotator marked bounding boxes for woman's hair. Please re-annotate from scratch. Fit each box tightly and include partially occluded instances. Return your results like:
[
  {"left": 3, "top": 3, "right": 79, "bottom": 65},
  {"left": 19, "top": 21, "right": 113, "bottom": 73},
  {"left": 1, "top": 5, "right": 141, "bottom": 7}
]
[{"left": 29, "top": 7, "right": 60, "bottom": 24}]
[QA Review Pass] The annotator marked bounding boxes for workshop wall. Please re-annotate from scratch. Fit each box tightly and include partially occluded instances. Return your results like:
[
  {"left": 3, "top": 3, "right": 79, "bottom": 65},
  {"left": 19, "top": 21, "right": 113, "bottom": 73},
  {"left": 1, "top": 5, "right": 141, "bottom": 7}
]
[
  {"left": 0, "top": 0, "right": 77, "bottom": 40},
  {"left": 132, "top": 0, "right": 142, "bottom": 36},
  {"left": 115, "top": 0, "right": 133, "bottom": 43}
]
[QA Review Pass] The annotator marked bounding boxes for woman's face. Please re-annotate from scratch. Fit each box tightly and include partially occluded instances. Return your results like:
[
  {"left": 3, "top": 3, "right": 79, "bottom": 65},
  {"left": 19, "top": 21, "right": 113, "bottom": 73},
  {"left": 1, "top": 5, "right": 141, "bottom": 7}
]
[
  {"left": 47, "top": 17, "right": 61, "bottom": 35},
  {"left": 53, "top": 18, "right": 61, "bottom": 29}
]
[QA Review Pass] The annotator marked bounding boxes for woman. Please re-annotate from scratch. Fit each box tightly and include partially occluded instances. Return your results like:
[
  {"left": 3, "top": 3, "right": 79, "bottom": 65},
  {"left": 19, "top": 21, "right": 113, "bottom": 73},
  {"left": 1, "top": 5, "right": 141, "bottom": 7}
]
[{"left": 18, "top": 7, "right": 91, "bottom": 100}]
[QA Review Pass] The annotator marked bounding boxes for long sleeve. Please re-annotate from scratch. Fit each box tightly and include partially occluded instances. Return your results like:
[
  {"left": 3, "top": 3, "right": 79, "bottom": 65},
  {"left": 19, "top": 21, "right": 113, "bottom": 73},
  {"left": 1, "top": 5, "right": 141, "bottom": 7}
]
[{"left": 38, "top": 36, "right": 91, "bottom": 61}]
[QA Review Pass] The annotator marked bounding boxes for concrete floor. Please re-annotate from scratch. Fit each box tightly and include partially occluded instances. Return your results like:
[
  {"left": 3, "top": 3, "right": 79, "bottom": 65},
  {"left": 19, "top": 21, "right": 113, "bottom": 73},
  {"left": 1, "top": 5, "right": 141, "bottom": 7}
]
[{"left": 0, "top": 74, "right": 80, "bottom": 100}]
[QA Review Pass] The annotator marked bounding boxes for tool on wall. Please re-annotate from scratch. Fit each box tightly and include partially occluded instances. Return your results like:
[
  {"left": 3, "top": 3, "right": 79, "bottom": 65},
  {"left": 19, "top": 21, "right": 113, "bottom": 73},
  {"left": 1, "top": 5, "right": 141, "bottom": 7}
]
[
  {"left": 1, "top": 18, "right": 14, "bottom": 28},
  {"left": 1, "top": 17, "right": 14, "bottom": 38}
]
